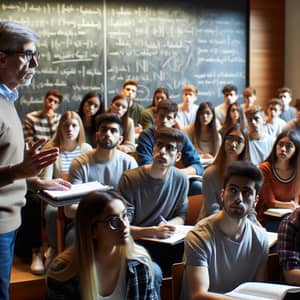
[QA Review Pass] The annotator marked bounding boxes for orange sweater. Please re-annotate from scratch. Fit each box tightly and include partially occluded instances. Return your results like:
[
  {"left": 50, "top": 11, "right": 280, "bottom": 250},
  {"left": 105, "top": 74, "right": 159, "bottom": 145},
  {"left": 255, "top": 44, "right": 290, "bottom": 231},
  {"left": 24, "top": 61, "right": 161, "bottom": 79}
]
[{"left": 257, "top": 161, "right": 297, "bottom": 223}]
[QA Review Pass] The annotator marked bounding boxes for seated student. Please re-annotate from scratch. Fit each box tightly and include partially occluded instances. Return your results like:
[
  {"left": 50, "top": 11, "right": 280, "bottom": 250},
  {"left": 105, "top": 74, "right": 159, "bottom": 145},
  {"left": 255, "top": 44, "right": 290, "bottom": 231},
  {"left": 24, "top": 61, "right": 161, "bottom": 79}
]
[
  {"left": 256, "top": 130, "right": 300, "bottom": 230},
  {"left": 202, "top": 124, "right": 250, "bottom": 218},
  {"left": 136, "top": 98, "right": 203, "bottom": 195},
  {"left": 278, "top": 86, "right": 296, "bottom": 122},
  {"left": 177, "top": 84, "right": 199, "bottom": 127},
  {"left": 118, "top": 127, "right": 188, "bottom": 275},
  {"left": 265, "top": 98, "right": 286, "bottom": 138},
  {"left": 183, "top": 102, "right": 221, "bottom": 168},
  {"left": 23, "top": 89, "right": 63, "bottom": 144},
  {"left": 40, "top": 111, "right": 92, "bottom": 264},
  {"left": 122, "top": 79, "right": 144, "bottom": 135},
  {"left": 64, "top": 113, "right": 137, "bottom": 220},
  {"left": 215, "top": 84, "right": 238, "bottom": 126},
  {"left": 245, "top": 105, "right": 274, "bottom": 165},
  {"left": 77, "top": 91, "right": 104, "bottom": 147},
  {"left": 141, "top": 87, "right": 169, "bottom": 130},
  {"left": 283, "top": 98, "right": 300, "bottom": 137},
  {"left": 46, "top": 190, "right": 158, "bottom": 300},
  {"left": 220, "top": 102, "right": 246, "bottom": 137},
  {"left": 108, "top": 93, "right": 135, "bottom": 153},
  {"left": 241, "top": 86, "right": 257, "bottom": 111},
  {"left": 278, "top": 207, "right": 300, "bottom": 286},
  {"left": 181, "top": 161, "right": 269, "bottom": 300}
]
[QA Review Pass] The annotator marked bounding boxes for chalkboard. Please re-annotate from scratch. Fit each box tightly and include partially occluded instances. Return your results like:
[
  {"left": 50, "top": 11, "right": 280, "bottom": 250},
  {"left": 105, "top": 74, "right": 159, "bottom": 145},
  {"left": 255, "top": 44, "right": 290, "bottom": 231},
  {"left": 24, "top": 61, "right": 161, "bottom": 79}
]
[{"left": 0, "top": 0, "right": 248, "bottom": 120}]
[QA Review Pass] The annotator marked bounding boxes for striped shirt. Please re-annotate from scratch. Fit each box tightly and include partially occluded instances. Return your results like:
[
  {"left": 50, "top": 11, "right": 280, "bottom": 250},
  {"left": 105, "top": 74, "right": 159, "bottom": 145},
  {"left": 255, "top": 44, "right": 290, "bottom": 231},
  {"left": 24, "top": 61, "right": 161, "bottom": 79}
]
[
  {"left": 60, "top": 146, "right": 82, "bottom": 173},
  {"left": 23, "top": 110, "right": 61, "bottom": 143}
]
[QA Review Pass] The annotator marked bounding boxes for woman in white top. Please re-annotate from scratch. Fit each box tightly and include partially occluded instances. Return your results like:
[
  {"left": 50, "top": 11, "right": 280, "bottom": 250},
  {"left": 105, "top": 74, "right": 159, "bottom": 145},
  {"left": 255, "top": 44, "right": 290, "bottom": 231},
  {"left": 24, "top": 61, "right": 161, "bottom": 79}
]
[
  {"left": 108, "top": 94, "right": 135, "bottom": 153},
  {"left": 183, "top": 102, "right": 221, "bottom": 167},
  {"left": 41, "top": 111, "right": 92, "bottom": 259}
]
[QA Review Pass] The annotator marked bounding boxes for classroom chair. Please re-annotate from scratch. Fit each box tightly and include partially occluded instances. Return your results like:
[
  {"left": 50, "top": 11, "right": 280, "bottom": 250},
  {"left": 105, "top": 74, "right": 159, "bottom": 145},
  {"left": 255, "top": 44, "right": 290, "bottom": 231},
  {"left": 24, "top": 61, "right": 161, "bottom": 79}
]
[
  {"left": 171, "top": 262, "right": 185, "bottom": 300},
  {"left": 186, "top": 194, "right": 204, "bottom": 225},
  {"left": 266, "top": 253, "right": 281, "bottom": 283}
]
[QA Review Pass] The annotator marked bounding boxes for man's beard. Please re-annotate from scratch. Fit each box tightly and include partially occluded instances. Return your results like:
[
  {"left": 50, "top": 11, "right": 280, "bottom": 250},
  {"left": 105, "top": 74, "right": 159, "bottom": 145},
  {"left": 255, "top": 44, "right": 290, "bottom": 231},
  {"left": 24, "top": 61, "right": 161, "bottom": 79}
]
[{"left": 98, "top": 139, "right": 118, "bottom": 150}]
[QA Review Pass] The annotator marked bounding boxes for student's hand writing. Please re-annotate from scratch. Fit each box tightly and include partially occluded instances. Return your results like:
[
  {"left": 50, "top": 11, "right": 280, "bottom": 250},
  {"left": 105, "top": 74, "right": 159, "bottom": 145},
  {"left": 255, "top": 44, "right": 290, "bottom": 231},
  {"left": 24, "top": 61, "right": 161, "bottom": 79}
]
[
  {"left": 12, "top": 139, "right": 59, "bottom": 180},
  {"left": 154, "top": 223, "right": 176, "bottom": 239}
]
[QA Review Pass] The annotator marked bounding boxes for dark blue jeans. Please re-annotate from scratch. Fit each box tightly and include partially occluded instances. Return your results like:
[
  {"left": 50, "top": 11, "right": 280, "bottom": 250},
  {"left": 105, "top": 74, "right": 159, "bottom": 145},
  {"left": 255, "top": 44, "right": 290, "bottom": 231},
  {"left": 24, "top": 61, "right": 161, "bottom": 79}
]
[{"left": 0, "top": 230, "right": 16, "bottom": 300}]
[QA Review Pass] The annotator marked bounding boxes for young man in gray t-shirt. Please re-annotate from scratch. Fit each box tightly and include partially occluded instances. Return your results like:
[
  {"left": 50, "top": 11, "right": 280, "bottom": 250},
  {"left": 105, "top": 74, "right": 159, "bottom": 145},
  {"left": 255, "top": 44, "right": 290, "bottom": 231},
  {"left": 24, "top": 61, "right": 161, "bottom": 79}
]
[{"left": 182, "top": 161, "right": 269, "bottom": 299}]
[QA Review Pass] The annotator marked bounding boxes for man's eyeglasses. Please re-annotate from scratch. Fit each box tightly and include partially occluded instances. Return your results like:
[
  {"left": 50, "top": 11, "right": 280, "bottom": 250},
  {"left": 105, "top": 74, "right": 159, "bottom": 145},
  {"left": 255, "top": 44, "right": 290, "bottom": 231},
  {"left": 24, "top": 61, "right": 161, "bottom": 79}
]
[
  {"left": 1, "top": 49, "right": 39, "bottom": 62},
  {"left": 225, "top": 135, "right": 245, "bottom": 146},
  {"left": 155, "top": 141, "right": 177, "bottom": 152},
  {"left": 96, "top": 211, "right": 129, "bottom": 230}
]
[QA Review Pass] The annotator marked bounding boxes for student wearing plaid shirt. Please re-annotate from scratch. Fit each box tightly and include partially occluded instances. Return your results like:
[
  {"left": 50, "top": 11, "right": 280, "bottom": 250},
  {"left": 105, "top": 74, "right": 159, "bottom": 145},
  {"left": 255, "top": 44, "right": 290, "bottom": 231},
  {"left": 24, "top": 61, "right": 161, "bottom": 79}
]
[{"left": 278, "top": 208, "right": 300, "bottom": 286}]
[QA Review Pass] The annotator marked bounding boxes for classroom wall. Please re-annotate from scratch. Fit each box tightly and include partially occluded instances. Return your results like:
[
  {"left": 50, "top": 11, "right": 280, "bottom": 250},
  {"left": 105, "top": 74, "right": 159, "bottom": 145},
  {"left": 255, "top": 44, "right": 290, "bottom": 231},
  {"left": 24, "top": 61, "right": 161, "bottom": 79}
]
[
  {"left": 285, "top": 0, "right": 300, "bottom": 100},
  {"left": 248, "top": 0, "right": 284, "bottom": 108}
]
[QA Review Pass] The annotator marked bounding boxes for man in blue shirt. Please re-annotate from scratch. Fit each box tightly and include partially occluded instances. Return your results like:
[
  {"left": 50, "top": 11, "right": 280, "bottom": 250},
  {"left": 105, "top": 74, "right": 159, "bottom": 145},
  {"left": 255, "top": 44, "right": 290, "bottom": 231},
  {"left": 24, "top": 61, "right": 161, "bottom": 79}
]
[{"left": 136, "top": 98, "right": 203, "bottom": 195}]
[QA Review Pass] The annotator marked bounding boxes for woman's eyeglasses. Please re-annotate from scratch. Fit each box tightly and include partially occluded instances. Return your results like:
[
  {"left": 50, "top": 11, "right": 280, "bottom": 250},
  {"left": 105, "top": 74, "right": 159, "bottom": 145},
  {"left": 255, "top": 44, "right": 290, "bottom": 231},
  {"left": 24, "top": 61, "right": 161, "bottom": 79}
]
[{"left": 96, "top": 211, "right": 130, "bottom": 230}]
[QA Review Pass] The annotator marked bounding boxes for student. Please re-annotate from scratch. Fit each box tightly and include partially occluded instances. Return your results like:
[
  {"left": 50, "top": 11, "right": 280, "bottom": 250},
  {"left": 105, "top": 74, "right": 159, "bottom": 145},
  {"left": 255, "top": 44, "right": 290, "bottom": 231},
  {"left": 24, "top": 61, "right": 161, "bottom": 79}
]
[
  {"left": 278, "top": 207, "right": 300, "bottom": 286},
  {"left": 220, "top": 102, "right": 246, "bottom": 137},
  {"left": 265, "top": 98, "right": 286, "bottom": 138},
  {"left": 23, "top": 88, "right": 63, "bottom": 143},
  {"left": 40, "top": 111, "right": 92, "bottom": 265},
  {"left": 215, "top": 84, "right": 238, "bottom": 126},
  {"left": 17, "top": 111, "right": 88, "bottom": 275},
  {"left": 0, "top": 21, "right": 59, "bottom": 300},
  {"left": 183, "top": 102, "right": 221, "bottom": 167},
  {"left": 241, "top": 86, "right": 257, "bottom": 111},
  {"left": 78, "top": 91, "right": 104, "bottom": 147},
  {"left": 177, "top": 84, "right": 199, "bottom": 127},
  {"left": 122, "top": 79, "right": 144, "bottom": 134},
  {"left": 202, "top": 124, "right": 250, "bottom": 218},
  {"left": 141, "top": 87, "right": 169, "bottom": 130},
  {"left": 136, "top": 99, "right": 203, "bottom": 195},
  {"left": 181, "top": 161, "right": 269, "bottom": 300},
  {"left": 278, "top": 86, "right": 296, "bottom": 122},
  {"left": 283, "top": 98, "right": 300, "bottom": 137},
  {"left": 245, "top": 105, "right": 274, "bottom": 165},
  {"left": 108, "top": 93, "right": 135, "bottom": 153},
  {"left": 118, "top": 127, "right": 188, "bottom": 275},
  {"left": 46, "top": 190, "right": 158, "bottom": 300},
  {"left": 256, "top": 130, "right": 300, "bottom": 229},
  {"left": 64, "top": 113, "right": 137, "bottom": 220}
]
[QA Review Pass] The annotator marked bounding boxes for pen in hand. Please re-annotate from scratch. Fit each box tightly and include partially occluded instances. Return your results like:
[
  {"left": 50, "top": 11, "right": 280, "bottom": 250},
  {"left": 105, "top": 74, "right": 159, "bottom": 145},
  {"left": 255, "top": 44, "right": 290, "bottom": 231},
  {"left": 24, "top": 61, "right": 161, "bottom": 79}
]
[{"left": 159, "top": 215, "right": 168, "bottom": 224}]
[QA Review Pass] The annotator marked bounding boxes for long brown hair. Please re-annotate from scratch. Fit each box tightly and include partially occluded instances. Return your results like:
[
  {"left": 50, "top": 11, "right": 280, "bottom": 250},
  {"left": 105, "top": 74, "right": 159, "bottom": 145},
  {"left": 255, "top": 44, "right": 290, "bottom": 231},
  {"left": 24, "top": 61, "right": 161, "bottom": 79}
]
[
  {"left": 108, "top": 93, "right": 130, "bottom": 140},
  {"left": 213, "top": 124, "right": 250, "bottom": 182},
  {"left": 193, "top": 102, "right": 219, "bottom": 156}
]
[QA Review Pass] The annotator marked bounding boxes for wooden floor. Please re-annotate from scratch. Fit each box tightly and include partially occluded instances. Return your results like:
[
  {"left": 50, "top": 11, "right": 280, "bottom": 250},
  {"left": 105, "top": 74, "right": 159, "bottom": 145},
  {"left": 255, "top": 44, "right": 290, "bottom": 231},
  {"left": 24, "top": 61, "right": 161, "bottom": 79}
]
[{"left": 10, "top": 256, "right": 46, "bottom": 300}]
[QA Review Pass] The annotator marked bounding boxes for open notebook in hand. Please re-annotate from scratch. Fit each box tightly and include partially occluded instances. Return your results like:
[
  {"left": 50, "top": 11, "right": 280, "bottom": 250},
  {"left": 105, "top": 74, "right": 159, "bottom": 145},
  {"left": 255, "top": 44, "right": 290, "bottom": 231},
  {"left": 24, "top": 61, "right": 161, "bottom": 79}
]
[{"left": 41, "top": 181, "right": 112, "bottom": 200}]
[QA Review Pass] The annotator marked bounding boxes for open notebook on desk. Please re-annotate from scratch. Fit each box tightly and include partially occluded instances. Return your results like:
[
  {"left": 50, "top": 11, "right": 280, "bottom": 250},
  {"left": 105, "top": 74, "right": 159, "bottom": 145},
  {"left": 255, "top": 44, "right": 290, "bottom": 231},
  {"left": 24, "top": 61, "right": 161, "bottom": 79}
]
[
  {"left": 139, "top": 225, "right": 194, "bottom": 245},
  {"left": 41, "top": 181, "right": 112, "bottom": 201},
  {"left": 226, "top": 282, "right": 300, "bottom": 300},
  {"left": 264, "top": 208, "right": 293, "bottom": 218}
]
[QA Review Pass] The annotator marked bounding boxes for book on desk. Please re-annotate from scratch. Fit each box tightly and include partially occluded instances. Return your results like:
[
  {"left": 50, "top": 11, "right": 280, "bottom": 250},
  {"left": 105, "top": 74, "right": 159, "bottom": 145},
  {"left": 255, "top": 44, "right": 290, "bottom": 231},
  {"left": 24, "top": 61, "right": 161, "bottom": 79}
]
[
  {"left": 226, "top": 281, "right": 300, "bottom": 300},
  {"left": 40, "top": 181, "right": 112, "bottom": 206},
  {"left": 264, "top": 208, "right": 293, "bottom": 218}
]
